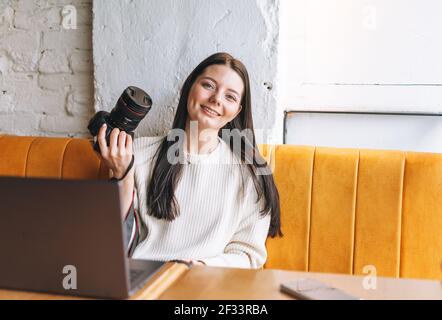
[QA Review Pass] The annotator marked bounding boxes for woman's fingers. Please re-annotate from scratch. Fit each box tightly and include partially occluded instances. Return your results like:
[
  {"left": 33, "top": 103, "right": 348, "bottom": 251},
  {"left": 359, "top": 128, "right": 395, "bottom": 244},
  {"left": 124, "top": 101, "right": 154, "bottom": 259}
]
[
  {"left": 95, "top": 126, "right": 133, "bottom": 178},
  {"left": 97, "top": 124, "right": 109, "bottom": 156},
  {"left": 118, "top": 131, "right": 127, "bottom": 154},
  {"left": 125, "top": 133, "right": 133, "bottom": 154},
  {"left": 109, "top": 128, "right": 120, "bottom": 155}
]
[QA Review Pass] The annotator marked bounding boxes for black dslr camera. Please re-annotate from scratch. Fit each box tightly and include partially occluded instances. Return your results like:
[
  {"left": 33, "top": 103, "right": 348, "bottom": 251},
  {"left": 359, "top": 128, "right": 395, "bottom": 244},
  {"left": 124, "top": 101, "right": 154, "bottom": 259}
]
[{"left": 88, "top": 86, "right": 152, "bottom": 153}]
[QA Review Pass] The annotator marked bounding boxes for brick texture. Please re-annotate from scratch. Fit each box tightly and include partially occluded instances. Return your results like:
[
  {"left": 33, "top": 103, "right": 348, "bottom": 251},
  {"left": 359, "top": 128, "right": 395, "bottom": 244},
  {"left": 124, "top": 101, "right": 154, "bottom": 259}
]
[{"left": 0, "top": 0, "right": 94, "bottom": 138}]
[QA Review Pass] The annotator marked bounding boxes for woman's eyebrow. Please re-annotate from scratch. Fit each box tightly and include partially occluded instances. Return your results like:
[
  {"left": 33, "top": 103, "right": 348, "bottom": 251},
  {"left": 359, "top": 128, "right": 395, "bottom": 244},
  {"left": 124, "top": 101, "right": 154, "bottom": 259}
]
[{"left": 201, "top": 76, "right": 240, "bottom": 97}]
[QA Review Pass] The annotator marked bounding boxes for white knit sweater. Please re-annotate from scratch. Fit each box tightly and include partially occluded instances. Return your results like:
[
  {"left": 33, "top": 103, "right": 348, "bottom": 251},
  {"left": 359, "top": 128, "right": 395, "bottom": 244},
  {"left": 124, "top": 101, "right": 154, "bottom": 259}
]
[{"left": 129, "top": 135, "right": 271, "bottom": 269}]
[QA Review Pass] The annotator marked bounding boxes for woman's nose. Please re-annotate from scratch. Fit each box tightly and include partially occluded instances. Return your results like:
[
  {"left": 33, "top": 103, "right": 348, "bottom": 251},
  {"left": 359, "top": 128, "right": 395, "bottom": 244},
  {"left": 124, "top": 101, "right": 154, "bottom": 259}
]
[{"left": 209, "top": 91, "right": 222, "bottom": 105}]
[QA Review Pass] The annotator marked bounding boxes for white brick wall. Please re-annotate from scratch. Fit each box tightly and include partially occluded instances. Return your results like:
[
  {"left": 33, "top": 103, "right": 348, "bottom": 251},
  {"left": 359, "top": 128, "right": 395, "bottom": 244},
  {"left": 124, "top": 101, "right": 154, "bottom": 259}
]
[
  {"left": 93, "top": 0, "right": 283, "bottom": 144},
  {"left": 0, "top": 0, "right": 93, "bottom": 138}
]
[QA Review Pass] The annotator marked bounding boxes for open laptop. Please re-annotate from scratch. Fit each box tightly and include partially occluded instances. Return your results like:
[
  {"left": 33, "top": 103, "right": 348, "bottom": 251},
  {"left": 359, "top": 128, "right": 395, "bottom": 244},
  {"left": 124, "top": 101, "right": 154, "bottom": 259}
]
[{"left": 0, "top": 176, "right": 165, "bottom": 299}]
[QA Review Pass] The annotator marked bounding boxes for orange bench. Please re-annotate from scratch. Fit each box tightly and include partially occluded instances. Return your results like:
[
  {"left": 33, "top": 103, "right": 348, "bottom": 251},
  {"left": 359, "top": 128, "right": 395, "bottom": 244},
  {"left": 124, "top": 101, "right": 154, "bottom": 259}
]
[{"left": 1, "top": 135, "right": 441, "bottom": 280}]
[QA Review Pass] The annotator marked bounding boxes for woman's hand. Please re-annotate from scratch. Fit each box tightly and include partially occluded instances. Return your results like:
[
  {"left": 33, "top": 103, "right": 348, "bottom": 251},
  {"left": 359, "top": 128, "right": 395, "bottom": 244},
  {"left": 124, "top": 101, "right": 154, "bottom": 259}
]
[
  {"left": 97, "top": 124, "right": 133, "bottom": 179},
  {"left": 179, "top": 259, "right": 206, "bottom": 266}
]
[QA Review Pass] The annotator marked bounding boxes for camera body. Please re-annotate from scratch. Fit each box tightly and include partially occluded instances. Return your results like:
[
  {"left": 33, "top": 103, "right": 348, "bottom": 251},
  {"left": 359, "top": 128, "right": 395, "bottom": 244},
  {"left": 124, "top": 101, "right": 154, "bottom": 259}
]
[{"left": 88, "top": 86, "right": 152, "bottom": 152}]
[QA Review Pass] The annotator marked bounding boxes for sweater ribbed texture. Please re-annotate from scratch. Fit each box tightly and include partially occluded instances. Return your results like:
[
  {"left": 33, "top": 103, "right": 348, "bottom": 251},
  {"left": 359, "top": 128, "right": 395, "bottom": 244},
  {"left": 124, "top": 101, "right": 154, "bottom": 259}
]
[{"left": 130, "top": 135, "right": 271, "bottom": 269}]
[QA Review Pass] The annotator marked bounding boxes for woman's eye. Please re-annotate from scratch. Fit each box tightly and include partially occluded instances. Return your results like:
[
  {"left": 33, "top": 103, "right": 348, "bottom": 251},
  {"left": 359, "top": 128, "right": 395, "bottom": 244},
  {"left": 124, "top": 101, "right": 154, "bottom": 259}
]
[
  {"left": 202, "top": 82, "right": 214, "bottom": 89},
  {"left": 226, "top": 95, "right": 237, "bottom": 102}
]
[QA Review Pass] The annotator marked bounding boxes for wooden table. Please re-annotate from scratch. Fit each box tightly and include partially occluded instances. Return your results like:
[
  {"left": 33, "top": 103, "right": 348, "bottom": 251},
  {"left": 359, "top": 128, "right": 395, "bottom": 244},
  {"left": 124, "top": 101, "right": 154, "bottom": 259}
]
[
  {"left": 159, "top": 266, "right": 442, "bottom": 300},
  {"left": 1, "top": 264, "right": 441, "bottom": 300}
]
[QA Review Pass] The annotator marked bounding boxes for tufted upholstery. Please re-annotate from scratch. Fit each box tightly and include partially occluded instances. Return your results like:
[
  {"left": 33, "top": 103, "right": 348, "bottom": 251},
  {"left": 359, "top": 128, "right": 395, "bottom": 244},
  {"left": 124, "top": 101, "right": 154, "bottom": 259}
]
[
  {"left": 0, "top": 135, "right": 109, "bottom": 180},
  {"left": 1, "top": 135, "right": 441, "bottom": 280},
  {"left": 261, "top": 144, "right": 442, "bottom": 280}
]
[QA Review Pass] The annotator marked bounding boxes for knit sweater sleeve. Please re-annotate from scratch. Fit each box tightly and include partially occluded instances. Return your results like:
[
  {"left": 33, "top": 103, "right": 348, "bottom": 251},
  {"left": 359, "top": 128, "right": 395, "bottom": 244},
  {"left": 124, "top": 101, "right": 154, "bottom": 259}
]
[{"left": 199, "top": 176, "right": 271, "bottom": 269}]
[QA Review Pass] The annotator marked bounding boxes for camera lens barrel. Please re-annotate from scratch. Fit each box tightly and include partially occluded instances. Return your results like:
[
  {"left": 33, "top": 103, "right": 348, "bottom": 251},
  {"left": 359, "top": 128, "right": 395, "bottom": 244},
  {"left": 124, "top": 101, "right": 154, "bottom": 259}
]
[
  {"left": 87, "top": 86, "right": 153, "bottom": 152},
  {"left": 123, "top": 86, "right": 153, "bottom": 112},
  {"left": 108, "top": 86, "right": 152, "bottom": 132}
]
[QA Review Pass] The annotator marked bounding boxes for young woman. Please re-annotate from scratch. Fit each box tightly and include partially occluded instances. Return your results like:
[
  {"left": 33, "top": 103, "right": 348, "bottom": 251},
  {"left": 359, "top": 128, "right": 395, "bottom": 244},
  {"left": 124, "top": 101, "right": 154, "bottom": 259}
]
[{"left": 97, "top": 52, "right": 282, "bottom": 269}]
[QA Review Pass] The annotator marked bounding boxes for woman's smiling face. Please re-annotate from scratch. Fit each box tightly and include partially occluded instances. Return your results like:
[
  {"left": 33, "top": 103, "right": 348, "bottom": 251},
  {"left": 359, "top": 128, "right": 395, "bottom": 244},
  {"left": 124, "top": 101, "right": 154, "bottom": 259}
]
[{"left": 187, "top": 64, "right": 244, "bottom": 132}]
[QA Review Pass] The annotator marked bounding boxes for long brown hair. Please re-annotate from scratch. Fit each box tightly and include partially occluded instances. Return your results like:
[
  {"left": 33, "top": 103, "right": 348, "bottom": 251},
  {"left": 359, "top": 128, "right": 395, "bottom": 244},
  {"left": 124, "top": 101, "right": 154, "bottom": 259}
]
[{"left": 146, "top": 52, "right": 282, "bottom": 238}]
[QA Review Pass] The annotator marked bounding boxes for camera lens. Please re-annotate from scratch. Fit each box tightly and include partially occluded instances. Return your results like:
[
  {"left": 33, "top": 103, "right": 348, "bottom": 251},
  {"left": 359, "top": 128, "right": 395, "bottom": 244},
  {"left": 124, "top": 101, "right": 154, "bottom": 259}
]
[
  {"left": 87, "top": 86, "right": 152, "bottom": 153},
  {"left": 108, "top": 86, "right": 152, "bottom": 132}
]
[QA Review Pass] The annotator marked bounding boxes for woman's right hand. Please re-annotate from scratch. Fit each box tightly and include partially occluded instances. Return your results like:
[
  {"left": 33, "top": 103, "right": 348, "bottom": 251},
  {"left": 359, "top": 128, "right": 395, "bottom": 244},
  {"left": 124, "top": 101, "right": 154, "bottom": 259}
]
[{"left": 97, "top": 124, "right": 134, "bottom": 180}]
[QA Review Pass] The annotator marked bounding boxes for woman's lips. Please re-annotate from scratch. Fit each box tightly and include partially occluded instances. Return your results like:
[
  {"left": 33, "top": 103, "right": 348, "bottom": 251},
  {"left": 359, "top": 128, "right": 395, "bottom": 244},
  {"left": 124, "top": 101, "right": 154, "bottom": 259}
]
[{"left": 202, "top": 105, "right": 221, "bottom": 117}]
